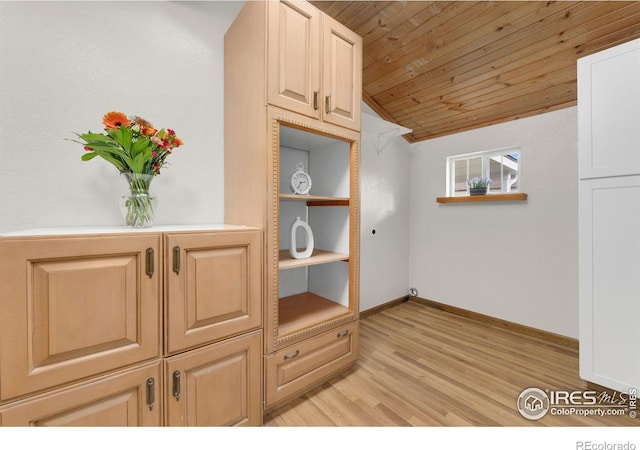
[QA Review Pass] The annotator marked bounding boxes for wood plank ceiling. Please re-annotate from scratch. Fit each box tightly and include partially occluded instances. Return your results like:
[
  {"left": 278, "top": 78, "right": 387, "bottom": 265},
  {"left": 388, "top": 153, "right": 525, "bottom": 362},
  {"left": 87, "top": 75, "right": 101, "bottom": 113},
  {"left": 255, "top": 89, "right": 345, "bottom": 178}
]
[{"left": 310, "top": 1, "right": 640, "bottom": 142}]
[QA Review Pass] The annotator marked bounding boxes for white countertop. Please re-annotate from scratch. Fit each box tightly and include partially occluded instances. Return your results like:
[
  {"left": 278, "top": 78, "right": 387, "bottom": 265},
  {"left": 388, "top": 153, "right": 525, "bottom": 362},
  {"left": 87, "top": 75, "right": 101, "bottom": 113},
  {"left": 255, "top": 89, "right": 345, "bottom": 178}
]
[{"left": 1, "top": 224, "right": 257, "bottom": 237}]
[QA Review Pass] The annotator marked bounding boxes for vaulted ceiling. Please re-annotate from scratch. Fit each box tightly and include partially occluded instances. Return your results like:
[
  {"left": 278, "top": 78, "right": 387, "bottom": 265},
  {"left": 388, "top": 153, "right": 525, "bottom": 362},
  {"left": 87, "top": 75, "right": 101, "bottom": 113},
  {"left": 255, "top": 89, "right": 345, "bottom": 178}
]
[{"left": 310, "top": 1, "right": 640, "bottom": 142}]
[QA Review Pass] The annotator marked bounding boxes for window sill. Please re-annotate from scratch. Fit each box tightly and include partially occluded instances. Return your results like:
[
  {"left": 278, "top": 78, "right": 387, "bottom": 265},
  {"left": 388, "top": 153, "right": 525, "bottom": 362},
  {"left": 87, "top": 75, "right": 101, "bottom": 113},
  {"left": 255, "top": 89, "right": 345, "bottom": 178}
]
[{"left": 436, "top": 193, "right": 528, "bottom": 204}]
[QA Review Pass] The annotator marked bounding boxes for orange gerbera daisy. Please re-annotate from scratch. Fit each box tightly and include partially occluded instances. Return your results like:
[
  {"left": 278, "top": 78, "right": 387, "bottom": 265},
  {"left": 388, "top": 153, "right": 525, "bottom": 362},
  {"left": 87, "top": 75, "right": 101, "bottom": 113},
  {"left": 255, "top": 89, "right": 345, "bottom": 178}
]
[{"left": 102, "top": 111, "right": 131, "bottom": 129}]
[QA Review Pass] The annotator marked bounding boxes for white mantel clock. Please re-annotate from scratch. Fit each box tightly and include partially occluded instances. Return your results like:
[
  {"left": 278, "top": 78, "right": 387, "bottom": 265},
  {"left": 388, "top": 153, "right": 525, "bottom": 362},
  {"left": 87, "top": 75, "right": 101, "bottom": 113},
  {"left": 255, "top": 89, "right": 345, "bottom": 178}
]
[{"left": 289, "top": 162, "right": 312, "bottom": 195}]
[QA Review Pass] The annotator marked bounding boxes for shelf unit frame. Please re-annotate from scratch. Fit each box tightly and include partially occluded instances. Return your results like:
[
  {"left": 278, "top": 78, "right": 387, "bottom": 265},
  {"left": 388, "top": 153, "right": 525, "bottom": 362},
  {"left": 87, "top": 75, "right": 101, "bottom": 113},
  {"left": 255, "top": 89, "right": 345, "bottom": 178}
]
[{"left": 266, "top": 107, "right": 360, "bottom": 354}]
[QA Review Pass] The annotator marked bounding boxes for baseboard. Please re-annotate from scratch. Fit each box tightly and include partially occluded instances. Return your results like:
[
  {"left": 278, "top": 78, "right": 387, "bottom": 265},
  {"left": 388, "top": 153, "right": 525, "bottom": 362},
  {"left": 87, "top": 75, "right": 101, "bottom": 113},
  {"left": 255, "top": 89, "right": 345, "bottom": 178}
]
[
  {"left": 359, "top": 295, "right": 409, "bottom": 319},
  {"left": 409, "top": 296, "right": 579, "bottom": 351}
]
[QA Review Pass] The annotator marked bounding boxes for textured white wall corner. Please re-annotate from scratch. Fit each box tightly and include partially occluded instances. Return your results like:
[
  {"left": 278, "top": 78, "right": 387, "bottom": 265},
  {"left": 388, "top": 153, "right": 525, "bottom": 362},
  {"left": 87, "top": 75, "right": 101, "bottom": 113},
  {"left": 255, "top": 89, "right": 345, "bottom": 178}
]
[
  {"left": 409, "top": 107, "right": 579, "bottom": 339},
  {"left": 0, "top": 1, "right": 244, "bottom": 233},
  {"left": 359, "top": 103, "right": 411, "bottom": 312}
]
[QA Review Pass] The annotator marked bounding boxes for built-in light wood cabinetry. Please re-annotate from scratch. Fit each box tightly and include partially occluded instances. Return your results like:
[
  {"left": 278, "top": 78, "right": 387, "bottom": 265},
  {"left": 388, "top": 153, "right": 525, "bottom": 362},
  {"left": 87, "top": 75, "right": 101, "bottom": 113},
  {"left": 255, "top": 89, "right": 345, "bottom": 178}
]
[
  {"left": 0, "top": 226, "right": 262, "bottom": 426},
  {"left": 225, "top": 0, "right": 362, "bottom": 412},
  {"left": 266, "top": 0, "right": 362, "bottom": 130}
]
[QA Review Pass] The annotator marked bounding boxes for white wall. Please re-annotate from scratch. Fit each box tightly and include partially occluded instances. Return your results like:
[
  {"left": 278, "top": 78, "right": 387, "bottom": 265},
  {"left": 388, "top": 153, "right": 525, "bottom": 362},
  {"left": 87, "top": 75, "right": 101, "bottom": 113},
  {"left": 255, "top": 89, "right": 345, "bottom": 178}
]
[
  {"left": 359, "top": 104, "right": 411, "bottom": 312},
  {"left": 1, "top": 2, "right": 578, "bottom": 331},
  {"left": 0, "top": 1, "right": 245, "bottom": 234},
  {"left": 409, "top": 107, "right": 579, "bottom": 338}
]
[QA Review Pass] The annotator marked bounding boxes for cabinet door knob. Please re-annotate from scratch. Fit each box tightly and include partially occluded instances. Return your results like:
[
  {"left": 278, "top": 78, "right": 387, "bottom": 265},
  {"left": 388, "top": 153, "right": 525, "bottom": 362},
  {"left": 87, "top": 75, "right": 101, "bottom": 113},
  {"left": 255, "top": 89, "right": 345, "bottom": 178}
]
[
  {"left": 313, "top": 91, "right": 319, "bottom": 110},
  {"left": 325, "top": 95, "right": 331, "bottom": 114},
  {"left": 283, "top": 349, "right": 300, "bottom": 360}
]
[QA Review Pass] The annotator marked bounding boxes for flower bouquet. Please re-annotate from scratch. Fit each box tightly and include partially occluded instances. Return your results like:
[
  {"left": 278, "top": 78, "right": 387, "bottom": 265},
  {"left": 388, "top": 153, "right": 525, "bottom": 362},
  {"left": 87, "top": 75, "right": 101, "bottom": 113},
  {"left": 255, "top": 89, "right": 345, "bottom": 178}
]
[{"left": 72, "top": 111, "right": 183, "bottom": 227}]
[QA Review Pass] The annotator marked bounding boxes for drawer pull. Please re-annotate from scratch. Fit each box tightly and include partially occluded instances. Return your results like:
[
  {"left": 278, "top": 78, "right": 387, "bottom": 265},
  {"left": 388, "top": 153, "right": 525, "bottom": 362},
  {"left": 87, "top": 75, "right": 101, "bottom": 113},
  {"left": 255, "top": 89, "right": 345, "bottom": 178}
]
[
  {"left": 283, "top": 349, "right": 300, "bottom": 360},
  {"left": 172, "top": 370, "right": 181, "bottom": 400},
  {"left": 337, "top": 330, "right": 350, "bottom": 338},
  {"left": 146, "top": 377, "right": 155, "bottom": 411}
]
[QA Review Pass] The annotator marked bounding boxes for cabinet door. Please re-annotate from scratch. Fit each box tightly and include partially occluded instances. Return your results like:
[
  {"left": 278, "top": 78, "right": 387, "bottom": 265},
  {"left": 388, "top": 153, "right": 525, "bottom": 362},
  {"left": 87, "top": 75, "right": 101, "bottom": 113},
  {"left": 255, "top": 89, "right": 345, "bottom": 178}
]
[
  {"left": 165, "top": 230, "right": 261, "bottom": 354},
  {"left": 579, "top": 177, "right": 640, "bottom": 392},
  {"left": 0, "top": 234, "right": 161, "bottom": 402},
  {"left": 0, "top": 362, "right": 162, "bottom": 426},
  {"left": 322, "top": 14, "right": 362, "bottom": 131},
  {"left": 578, "top": 37, "right": 640, "bottom": 179},
  {"left": 164, "top": 330, "right": 262, "bottom": 426},
  {"left": 267, "top": 0, "right": 321, "bottom": 119}
]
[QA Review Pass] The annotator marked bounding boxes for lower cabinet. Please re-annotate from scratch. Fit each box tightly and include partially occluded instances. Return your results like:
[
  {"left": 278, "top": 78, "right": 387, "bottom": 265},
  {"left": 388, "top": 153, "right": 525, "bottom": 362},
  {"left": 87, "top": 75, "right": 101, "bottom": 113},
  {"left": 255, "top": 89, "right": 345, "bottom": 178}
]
[
  {"left": 265, "top": 322, "right": 359, "bottom": 409},
  {"left": 165, "top": 330, "right": 262, "bottom": 426},
  {"left": 0, "top": 362, "right": 162, "bottom": 426},
  {"left": 0, "top": 226, "right": 263, "bottom": 427}
]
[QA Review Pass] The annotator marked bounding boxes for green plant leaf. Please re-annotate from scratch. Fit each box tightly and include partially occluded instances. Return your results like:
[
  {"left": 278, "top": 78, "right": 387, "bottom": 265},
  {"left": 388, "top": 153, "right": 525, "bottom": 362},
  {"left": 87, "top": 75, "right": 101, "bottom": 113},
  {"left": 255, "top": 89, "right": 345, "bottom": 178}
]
[
  {"left": 81, "top": 152, "right": 100, "bottom": 161},
  {"left": 131, "top": 137, "right": 150, "bottom": 158},
  {"left": 78, "top": 132, "right": 112, "bottom": 143},
  {"left": 131, "top": 152, "right": 147, "bottom": 173},
  {"left": 120, "top": 125, "right": 133, "bottom": 151}
]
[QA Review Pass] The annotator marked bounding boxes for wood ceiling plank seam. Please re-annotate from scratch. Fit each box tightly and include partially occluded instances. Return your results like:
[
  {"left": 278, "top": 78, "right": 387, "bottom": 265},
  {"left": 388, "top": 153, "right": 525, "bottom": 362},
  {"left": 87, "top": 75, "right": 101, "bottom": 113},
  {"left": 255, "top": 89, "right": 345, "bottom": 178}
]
[
  {"left": 577, "top": 20, "right": 640, "bottom": 58},
  {"left": 435, "top": 59, "right": 578, "bottom": 108},
  {"left": 344, "top": 1, "right": 415, "bottom": 39},
  {"left": 411, "top": 86, "right": 577, "bottom": 139},
  {"left": 361, "top": 1, "right": 502, "bottom": 79},
  {"left": 409, "top": 66, "right": 578, "bottom": 123},
  {"left": 311, "top": 0, "right": 405, "bottom": 43},
  {"left": 389, "top": 13, "right": 640, "bottom": 127},
  {"left": 411, "top": 81, "right": 577, "bottom": 127},
  {"left": 309, "top": 1, "right": 351, "bottom": 19},
  {"left": 362, "top": 1, "right": 576, "bottom": 94},
  {"left": 383, "top": 3, "right": 640, "bottom": 120},
  {"left": 359, "top": 1, "right": 468, "bottom": 66},
  {"left": 333, "top": 1, "right": 396, "bottom": 32},
  {"left": 374, "top": 1, "right": 608, "bottom": 111},
  {"left": 359, "top": 2, "right": 446, "bottom": 55},
  {"left": 411, "top": 100, "right": 577, "bottom": 141}
]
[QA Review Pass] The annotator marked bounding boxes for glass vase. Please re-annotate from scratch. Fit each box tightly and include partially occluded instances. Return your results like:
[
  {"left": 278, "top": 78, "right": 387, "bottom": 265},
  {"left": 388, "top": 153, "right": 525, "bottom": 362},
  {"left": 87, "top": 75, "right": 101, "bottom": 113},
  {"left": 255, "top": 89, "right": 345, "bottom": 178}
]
[{"left": 120, "top": 173, "right": 157, "bottom": 227}]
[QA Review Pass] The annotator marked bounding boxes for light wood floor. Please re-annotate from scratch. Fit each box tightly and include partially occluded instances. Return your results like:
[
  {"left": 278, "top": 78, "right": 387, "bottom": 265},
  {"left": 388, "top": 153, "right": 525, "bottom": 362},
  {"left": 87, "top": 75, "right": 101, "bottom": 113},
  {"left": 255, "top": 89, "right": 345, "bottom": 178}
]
[{"left": 264, "top": 301, "right": 638, "bottom": 426}]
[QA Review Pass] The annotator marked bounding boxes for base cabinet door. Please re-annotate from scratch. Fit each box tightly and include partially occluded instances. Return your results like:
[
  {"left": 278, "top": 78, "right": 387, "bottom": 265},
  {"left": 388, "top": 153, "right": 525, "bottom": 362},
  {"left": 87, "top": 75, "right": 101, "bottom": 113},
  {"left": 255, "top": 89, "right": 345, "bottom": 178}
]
[
  {"left": 0, "top": 234, "right": 161, "bottom": 403},
  {"left": 265, "top": 322, "right": 358, "bottom": 409},
  {"left": 164, "top": 330, "right": 262, "bottom": 426},
  {"left": 0, "top": 362, "right": 162, "bottom": 426}
]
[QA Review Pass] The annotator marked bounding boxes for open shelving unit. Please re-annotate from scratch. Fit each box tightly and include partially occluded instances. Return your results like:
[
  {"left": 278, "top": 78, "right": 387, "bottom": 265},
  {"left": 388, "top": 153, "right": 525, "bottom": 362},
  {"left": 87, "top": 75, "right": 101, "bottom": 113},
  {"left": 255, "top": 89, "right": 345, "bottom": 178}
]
[{"left": 275, "top": 122, "right": 357, "bottom": 343}]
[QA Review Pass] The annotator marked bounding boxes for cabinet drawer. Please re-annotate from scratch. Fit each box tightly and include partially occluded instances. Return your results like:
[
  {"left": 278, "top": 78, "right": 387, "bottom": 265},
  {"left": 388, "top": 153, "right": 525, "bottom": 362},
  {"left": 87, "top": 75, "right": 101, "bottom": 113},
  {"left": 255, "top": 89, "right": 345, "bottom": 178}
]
[
  {"left": 0, "top": 234, "right": 161, "bottom": 403},
  {"left": 265, "top": 321, "right": 358, "bottom": 408},
  {"left": 0, "top": 361, "right": 162, "bottom": 426}
]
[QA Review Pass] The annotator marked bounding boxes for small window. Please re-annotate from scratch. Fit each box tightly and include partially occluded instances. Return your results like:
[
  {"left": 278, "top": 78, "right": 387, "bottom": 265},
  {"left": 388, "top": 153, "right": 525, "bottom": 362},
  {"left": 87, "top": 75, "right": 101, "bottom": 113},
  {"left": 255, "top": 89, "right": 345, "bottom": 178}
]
[{"left": 446, "top": 147, "right": 520, "bottom": 196}]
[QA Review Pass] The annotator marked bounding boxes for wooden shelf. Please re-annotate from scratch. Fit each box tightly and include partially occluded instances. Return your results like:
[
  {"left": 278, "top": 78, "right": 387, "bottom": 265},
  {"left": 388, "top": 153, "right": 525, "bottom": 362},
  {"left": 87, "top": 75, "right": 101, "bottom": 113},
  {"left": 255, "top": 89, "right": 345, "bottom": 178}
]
[
  {"left": 279, "top": 249, "right": 348, "bottom": 270},
  {"left": 436, "top": 193, "right": 528, "bottom": 204},
  {"left": 278, "top": 292, "right": 351, "bottom": 337},
  {"left": 279, "top": 193, "right": 349, "bottom": 206}
]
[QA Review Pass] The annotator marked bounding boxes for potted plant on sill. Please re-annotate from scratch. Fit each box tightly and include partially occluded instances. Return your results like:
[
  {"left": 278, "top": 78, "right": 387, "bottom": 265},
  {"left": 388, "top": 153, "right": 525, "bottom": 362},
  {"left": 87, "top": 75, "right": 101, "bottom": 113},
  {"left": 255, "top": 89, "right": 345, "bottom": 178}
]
[{"left": 467, "top": 177, "right": 491, "bottom": 196}]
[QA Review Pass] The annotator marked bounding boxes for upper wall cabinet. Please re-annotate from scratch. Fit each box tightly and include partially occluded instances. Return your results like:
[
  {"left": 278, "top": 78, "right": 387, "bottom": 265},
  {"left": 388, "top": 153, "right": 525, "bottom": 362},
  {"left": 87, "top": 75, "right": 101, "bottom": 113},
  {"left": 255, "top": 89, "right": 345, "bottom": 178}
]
[
  {"left": 578, "top": 38, "right": 640, "bottom": 179},
  {"left": 266, "top": 0, "right": 362, "bottom": 131}
]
